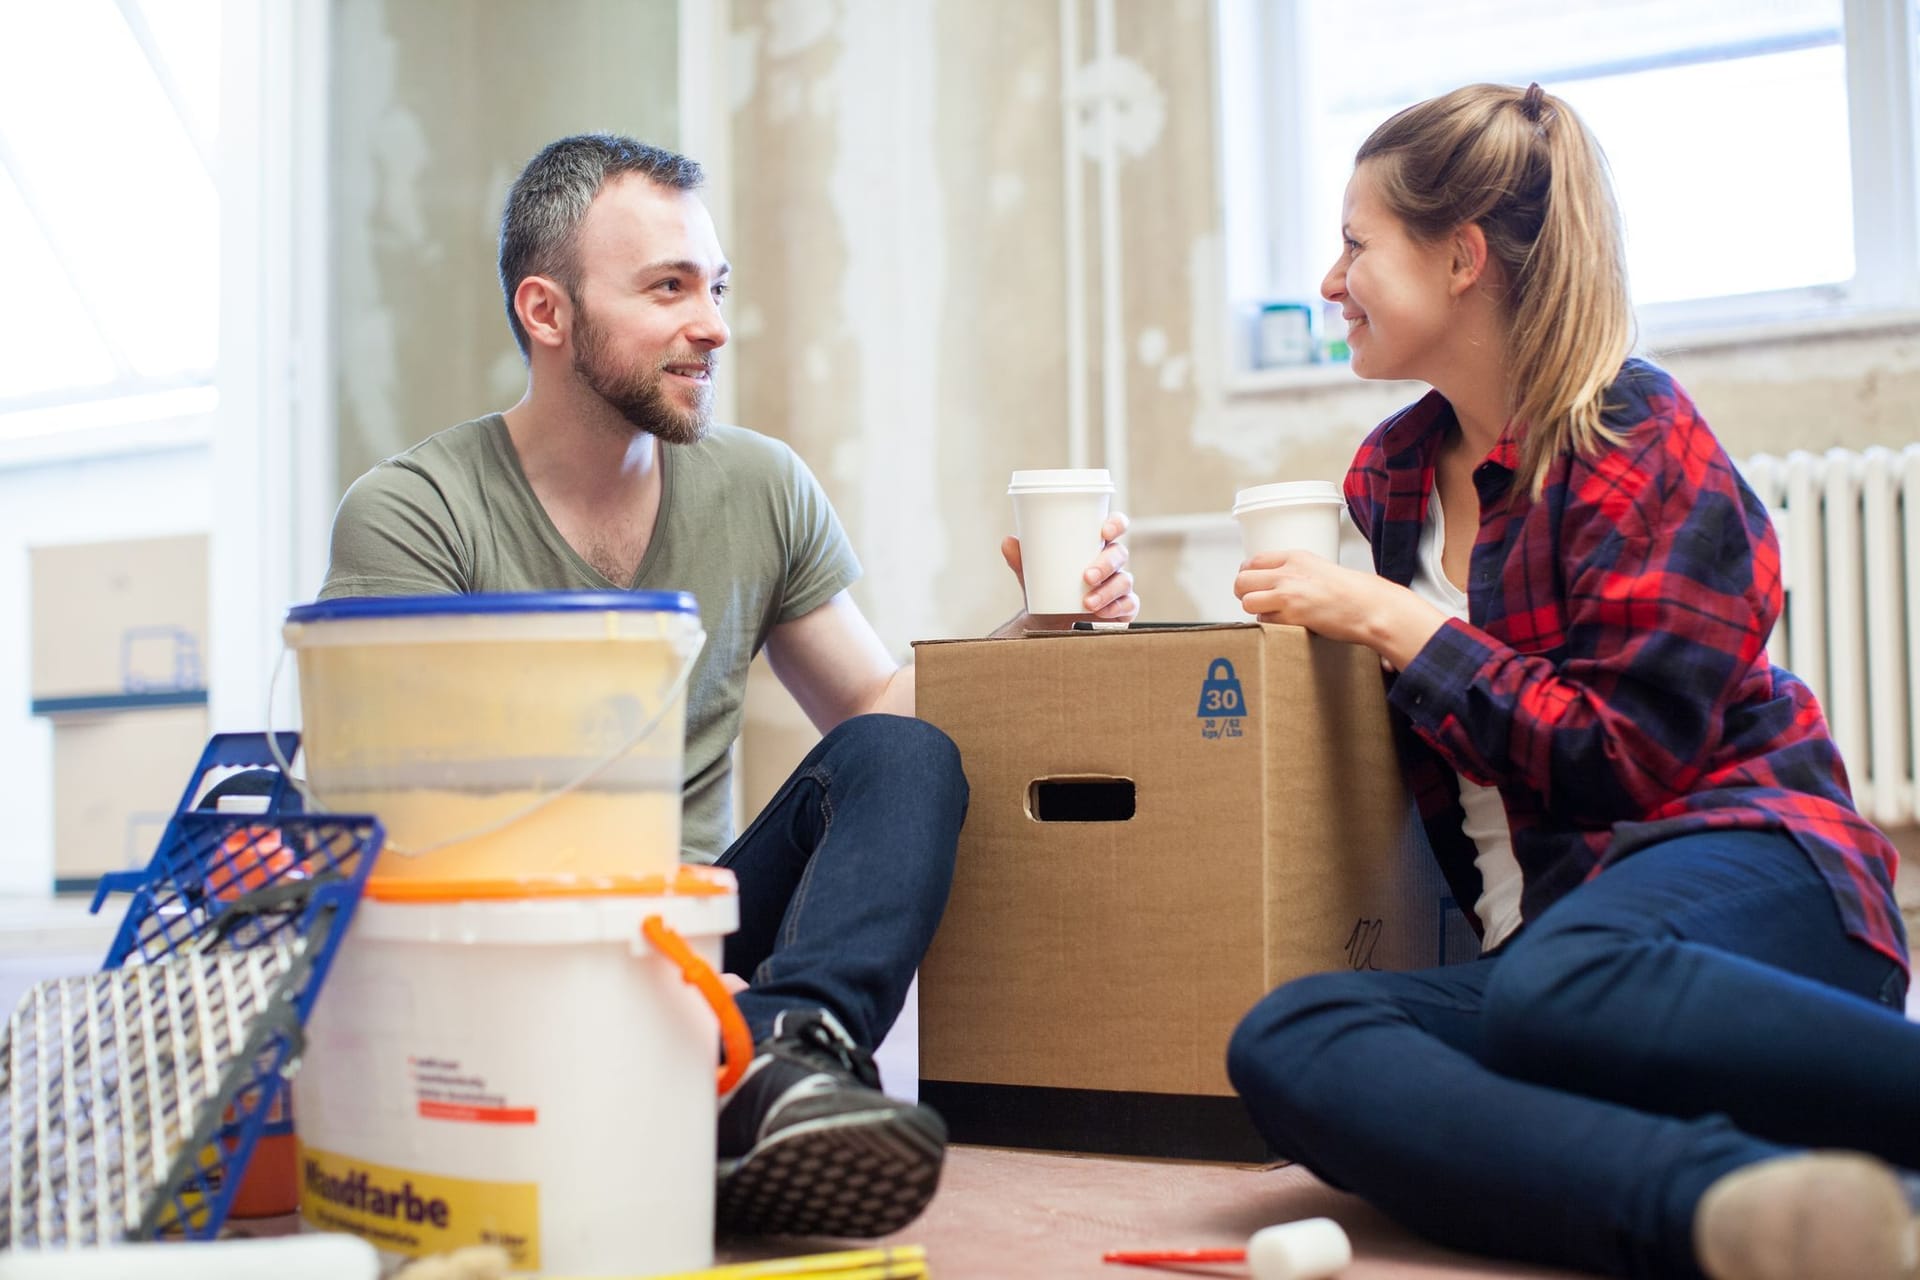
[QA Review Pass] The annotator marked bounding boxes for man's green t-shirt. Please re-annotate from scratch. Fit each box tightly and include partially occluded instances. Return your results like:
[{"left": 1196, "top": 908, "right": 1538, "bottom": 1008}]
[{"left": 319, "top": 415, "right": 861, "bottom": 862}]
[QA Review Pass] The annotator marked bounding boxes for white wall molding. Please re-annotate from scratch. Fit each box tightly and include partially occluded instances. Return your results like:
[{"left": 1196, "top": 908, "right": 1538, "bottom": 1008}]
[
  {"left": 679, "top": 0, "right": 737, "bottom": 429},
  {"left": 211, "top": 0, "right": 334, "bottom": 735},
  {"left": 1060, "top": 0, "right": 1140, "bottom": 507}
]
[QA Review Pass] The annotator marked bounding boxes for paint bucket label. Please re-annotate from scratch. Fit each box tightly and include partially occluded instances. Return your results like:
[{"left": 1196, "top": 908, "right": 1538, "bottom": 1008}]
[{"left": 299, "top": 1145, "right": 540, "bottom": 1268}]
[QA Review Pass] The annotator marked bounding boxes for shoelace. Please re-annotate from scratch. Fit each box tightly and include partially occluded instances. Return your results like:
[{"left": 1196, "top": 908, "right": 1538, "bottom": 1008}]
[{"left": 788, "top": 1017, "right": 883, "bottom": 1091}]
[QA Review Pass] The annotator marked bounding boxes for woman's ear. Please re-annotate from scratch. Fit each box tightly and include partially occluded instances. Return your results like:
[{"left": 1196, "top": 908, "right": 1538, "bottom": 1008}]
[{"left": 1449, "top": 223, "right": 1490, "bottom": 297}]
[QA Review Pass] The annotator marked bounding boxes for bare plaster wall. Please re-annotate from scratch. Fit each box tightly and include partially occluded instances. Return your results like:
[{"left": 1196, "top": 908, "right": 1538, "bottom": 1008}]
[
  {"left": 725, "top": 0, "right": 1920, "bottom": 808},
  {"left": 724, "top": 1, "right": 1920, "bottom": 828},
  {"left": 728, "top": 1, "right": 1234, "bottom": 637},
  {"left": 728, "top": 0, "right": 1085, "bottom": 811},
  {"left": 1654, "top": 326, "right": 1920, "bottom": 458},
  {"left": 329, "top": 0, "right": 680, "bottom": 490},
  {"left": 724, "top": 0, "right": 1409, "bottom": 805},
  {"left": 321, "top": 3, "right": 1920, "bottom": 859}
]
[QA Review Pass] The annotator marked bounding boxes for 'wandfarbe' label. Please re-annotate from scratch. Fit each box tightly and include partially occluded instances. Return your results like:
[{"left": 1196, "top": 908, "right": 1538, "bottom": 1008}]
[{"left": 299, "top": 1145, "right": 539, "bottom": 1268}]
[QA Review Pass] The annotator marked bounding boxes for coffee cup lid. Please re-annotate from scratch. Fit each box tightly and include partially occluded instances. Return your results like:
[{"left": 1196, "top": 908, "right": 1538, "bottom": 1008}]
[
  {"left": 1009, "top": 468, "right": 1115, "bottom": 494},
  {"left": 1232, "top": 480, "right": 1343, "bottom": 515}
]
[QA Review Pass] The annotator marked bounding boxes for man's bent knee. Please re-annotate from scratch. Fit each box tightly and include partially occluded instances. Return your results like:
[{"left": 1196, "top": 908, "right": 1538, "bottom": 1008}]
[{"left": 825, "top": 715, "right": 966, "bottom": 793}]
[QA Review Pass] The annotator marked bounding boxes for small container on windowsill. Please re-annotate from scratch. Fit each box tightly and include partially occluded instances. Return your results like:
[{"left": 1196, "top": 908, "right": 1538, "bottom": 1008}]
[
  {"left": 1320, "top": 300, "right": 1350, "bottom": 363},
  {"left": 1252, "top": 301, "right": 1318, "bottom": 368}
]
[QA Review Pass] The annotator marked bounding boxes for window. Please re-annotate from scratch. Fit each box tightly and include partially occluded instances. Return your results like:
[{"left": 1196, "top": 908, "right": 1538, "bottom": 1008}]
[
  {"left": 1218, "top": 0, "right": 1920, "bottom": 363},
  {"left": 0, "top": 1, "right": 221, "bottom": 434}
]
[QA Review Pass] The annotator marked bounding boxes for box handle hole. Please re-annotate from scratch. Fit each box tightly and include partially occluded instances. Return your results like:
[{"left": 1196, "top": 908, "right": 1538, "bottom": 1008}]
[{"left": 1027, "top": 777, "right": 1136, "bottom": 822}]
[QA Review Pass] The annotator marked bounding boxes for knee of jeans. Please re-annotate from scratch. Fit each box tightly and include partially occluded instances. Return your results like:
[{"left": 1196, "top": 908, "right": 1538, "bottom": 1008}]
[
  {"left": 1480, "top": 925, "right": 1641, "bottom": 1072},
  {"left": 826, "top": 715, "right": 968, "bottom": 807},
  {"left": 1227, "top": 971, "right": 1381, "bottom": 1107}
]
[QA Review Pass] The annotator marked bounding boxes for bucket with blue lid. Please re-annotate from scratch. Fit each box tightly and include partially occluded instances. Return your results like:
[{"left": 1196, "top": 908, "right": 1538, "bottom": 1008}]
[{"left": 282, "top": 592, "right": 706, "bottom": 884}]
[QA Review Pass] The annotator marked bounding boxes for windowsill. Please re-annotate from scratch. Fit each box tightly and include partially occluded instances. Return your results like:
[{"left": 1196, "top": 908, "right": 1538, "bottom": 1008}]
[
  {"left": 1223, "top": 360, "right": 1379, "bottom": 396},
  {"left": 1221, "top": 307, "right": 1920, "bottom": 402},
  {"left": 1641, "top": 306, "right": 1920, "bottom": 354},
  {"left": 0, "top": 387, "right": 217, "bottom": 471}
]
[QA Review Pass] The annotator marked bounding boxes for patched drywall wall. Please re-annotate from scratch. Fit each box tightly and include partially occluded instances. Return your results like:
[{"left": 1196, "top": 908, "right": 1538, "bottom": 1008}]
[
  {"left": 1657, "top": 326, "right": 1920, "bottom": 458},
  {"left": 321, "top": 2, "right": 1920, "bottom": 859},
  {"left": 728, "top": 0, "right": 1051, "bottom": 810},
  {"left": 729, "top": 0, "right": 1233, "bottom": 638},
  {"left": 723, "top": 0, "right": 1920, "bottom": 820},
  {"left": 330, "top": 0, "right": 680, "bottom": 489}
]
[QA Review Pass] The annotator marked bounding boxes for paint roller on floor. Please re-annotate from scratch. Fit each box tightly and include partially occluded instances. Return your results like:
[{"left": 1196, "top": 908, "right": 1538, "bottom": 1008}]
[{"left": 1104, "top": 1216, "right": 1353, "bottom": 1279}]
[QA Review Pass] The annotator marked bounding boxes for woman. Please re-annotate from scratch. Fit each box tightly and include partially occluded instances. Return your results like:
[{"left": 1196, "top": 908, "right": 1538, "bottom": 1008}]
[{"left": 1226, "top": 83, "right": 1919, "bottom": 1280}]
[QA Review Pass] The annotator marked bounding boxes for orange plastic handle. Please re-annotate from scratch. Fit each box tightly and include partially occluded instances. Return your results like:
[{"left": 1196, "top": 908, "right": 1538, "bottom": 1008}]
[{"left": 641, "top": 914, "right": 754, "bottom": 1094}]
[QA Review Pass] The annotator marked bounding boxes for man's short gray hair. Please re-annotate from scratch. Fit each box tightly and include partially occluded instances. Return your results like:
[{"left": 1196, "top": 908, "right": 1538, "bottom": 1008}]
[{"left": 497, "top": 134, "right": 704, "bottom": 357}]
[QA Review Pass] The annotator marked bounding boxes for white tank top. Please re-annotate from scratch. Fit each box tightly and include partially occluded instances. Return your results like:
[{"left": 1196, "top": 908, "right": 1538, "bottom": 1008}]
[{"left": 1407, "top": 489, "right": 1525, "bottom": 950}]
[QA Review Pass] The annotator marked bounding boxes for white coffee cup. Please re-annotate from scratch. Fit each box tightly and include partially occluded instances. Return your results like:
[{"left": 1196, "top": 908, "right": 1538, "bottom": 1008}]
[
  {"left": 1232, "top": 480, "right": 1344, "bottom": 561},
  {"left": 1009, "top": 468, "right": 1114, "bottom": 614}
]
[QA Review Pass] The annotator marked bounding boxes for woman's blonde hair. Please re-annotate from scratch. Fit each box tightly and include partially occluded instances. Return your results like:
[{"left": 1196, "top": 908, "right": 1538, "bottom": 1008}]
[{"left": 1356, "top": 83, "right": 1633, "bottom": 495}]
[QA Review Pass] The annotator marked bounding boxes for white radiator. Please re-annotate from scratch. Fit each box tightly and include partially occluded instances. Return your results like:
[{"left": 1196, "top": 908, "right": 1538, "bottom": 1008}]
[{"left": 1742, "top": 447, "right": 1920, "bottom": 828}]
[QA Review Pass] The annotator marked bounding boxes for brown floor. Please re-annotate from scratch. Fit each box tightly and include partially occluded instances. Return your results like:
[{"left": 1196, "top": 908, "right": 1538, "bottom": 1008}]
[
  {"left": 718, "top": 1146, "right": 1587, "bottom": 1280},
  {"left": 733, "top": 958, "right": 1920, "bottom": 1280},
  {"left": 240, "top": 989, "right": 1920, "bottom": 1276}
]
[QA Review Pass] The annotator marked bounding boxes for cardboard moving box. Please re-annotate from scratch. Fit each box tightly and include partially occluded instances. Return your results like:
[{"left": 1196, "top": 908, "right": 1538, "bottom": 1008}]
[
  {"left": 52, "top": 706, "right": 207, "bottom": 894},
  {"left": 31, "top": 534, "right": 209, "bottom": 712},
  {"left": 912, "top": 623, "right": 1474, "bottom": 1160}
]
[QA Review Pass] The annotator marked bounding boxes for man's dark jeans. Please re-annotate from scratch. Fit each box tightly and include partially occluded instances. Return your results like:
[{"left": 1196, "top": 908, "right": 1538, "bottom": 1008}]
[{"left": 715, "top": 714, "right": 967, "bottom": 1050}]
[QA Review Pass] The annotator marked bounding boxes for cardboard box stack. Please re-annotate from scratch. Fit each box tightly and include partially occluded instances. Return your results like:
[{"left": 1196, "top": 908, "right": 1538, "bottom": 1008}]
[
  {"left": 31, "top": 535, "right": 209, "bottom": 892},
  {"left": 912, "top": 623, "right": 1476, "bottom": 1160}
]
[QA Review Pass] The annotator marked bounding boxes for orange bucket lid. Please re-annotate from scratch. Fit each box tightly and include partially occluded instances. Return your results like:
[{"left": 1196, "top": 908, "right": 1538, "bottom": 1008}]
[{"left": 363, "top": 864, "right": 736, "bottom": 903}]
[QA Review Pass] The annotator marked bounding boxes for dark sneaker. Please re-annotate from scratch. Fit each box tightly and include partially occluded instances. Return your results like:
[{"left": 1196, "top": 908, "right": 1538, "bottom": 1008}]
[{"left": 715, "top": 1008, "right": 947, "bottom": 1238}]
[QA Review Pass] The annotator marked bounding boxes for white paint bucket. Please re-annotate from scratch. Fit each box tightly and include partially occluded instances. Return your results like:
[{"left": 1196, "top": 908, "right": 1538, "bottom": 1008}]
[
  {"left": 292, "top": 868, "right": 750, "bottom": 1276},
  {"left": 281, "top": 592, "right": 706, "bottom": 883}
]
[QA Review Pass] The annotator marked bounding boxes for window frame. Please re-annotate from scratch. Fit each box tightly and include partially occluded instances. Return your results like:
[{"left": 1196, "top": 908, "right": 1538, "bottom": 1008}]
[
  {"left": 1214, "top": 0, "right": 1920, "bottom": 384},
  {"left": 0, "top": 0, "right": 222, "bottom": 442}
]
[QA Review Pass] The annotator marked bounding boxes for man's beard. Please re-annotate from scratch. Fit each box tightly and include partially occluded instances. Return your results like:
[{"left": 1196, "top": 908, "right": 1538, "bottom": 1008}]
[{"left": 571, "top": 305, "right": 714, "bottom": 445}]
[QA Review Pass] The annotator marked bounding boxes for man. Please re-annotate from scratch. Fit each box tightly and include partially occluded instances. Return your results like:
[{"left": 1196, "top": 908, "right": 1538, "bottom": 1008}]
[{"left": 320, "top": 134, "right": 1138, "bottom": 1238}]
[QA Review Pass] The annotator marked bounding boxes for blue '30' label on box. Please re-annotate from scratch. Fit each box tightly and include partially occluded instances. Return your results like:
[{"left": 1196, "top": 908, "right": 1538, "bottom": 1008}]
[{"left": 1197, "top": 657, "right": 1247, "bottom": 739}]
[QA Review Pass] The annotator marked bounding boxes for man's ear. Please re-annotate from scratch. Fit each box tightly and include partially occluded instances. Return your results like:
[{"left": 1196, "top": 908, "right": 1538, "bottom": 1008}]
[
  {"left": 1449, "top": 223, "right": 1490, "bottom": 298},
  {"left": 514, "top": 275, "right": 571, "bottom": 350}
]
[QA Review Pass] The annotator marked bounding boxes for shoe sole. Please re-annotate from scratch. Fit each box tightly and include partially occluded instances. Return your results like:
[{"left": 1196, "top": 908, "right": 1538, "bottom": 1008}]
[
  {"left": 716, "top": 1104, "right": 947, "bottom": 1238},
  {"left": 1696, "top": 1152, "right": 1920, "bottom": 1280}
]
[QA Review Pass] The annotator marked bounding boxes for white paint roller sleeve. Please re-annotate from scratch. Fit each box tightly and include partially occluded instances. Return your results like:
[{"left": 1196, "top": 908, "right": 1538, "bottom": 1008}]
[
  {"left": 1247, "top": 1216, "right": 1354, "bottom": 1280},
  {"left": 0, "top": 1235, "right": 379, "bottom": 1280}
]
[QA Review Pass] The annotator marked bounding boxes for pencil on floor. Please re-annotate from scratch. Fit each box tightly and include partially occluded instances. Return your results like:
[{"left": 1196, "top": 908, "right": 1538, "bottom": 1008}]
[
  {"left": 642, "top": 1266, "right": 926, "bottom": 1280},
  {"left": 549, "top": 1244, "right": 930, "bottom": 1280},
  {"left": 1104, "top": 1247, "right": 1247, "bottom": 1265}
]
